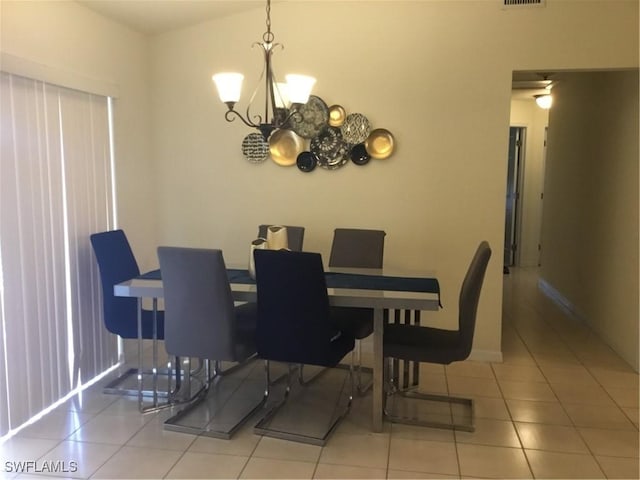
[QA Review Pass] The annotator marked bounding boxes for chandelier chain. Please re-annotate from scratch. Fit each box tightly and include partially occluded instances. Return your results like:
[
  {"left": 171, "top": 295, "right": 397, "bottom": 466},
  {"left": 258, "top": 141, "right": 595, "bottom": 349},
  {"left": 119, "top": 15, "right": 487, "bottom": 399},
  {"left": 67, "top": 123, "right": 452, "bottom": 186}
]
[{"left": 263, "top": 0, "right": 274, "bottom": 44}]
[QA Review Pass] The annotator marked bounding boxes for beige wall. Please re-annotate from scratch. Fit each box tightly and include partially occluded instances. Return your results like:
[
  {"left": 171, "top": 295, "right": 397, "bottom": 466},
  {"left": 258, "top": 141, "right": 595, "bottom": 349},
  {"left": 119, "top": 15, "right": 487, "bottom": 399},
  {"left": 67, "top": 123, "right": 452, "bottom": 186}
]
[
  {"left": 150, "top": 1, "right": 638, "bottom": 361},
  {"left": 0, "top": 0, "right": 158, "bottom": 270},
  {"left": 540, "top": 70, "right": 639, "bottom": 371},
  {"left": 2, "top": 1, "right": 638, "bottom": 362},
  {"left": 510, "top": 98, "right": 549, "bottom": 267}
]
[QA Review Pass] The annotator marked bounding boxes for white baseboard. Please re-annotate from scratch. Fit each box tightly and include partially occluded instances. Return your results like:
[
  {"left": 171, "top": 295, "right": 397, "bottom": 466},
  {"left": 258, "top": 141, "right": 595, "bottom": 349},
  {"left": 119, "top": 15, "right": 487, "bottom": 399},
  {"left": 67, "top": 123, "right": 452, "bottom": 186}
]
[
  {"left": 537, "top": 277, "right": 586, "bottom": 323},
  {"left": 468, "top": 349, "right": 503, "bottom": 363}
]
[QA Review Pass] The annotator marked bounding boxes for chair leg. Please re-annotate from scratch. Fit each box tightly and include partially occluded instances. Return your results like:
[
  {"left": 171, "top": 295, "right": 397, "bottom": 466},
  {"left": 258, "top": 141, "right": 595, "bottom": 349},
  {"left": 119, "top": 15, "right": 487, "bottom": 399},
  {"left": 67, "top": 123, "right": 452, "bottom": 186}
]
[
  {"left": 103, "top": 367, "right": 169, "bottom": 397},
  {"left": 354, "top": 339, "right": 373, "bottom": 395},
  {"left": 383, "top": 358, "right": 474, "bottom": 432},
  {"left": 335, "top": 339, "right": 373, "bottom": 395},
  {"left": 164, "top": 356, "right": 265, "bottom": 439},
  {"left": 254, "top": 358, "right": 354, "bottom": 446},
  {"left": 212, "top": 354, "right": 259, "bottom": 377},
  {"left": 104, "top": 355, "right": 182, "bottom": 398},
  {"left": 298, "top": 363, "right": 331, "bottom": 386}
]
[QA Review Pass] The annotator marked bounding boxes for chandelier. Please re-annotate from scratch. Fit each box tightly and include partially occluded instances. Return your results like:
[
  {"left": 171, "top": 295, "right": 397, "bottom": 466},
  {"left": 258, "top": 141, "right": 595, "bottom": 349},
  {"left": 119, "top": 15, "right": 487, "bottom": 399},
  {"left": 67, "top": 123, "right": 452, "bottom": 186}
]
[{"left": 211, "top": 0, "right": 316, "bottom": 140}]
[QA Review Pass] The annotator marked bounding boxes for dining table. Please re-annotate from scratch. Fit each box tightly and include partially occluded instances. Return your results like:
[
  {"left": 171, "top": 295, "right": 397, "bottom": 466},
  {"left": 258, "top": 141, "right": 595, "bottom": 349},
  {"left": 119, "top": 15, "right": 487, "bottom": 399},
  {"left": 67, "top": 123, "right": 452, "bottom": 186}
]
[{"left": 114, "top": 265, "right": 441, "bottom": 433}]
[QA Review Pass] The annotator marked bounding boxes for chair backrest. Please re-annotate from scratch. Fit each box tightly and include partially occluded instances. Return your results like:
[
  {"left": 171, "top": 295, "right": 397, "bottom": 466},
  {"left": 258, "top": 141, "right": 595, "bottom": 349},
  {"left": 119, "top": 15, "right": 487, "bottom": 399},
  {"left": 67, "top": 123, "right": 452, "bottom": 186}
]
[
  {"left": 157, "top": 247, "right": 238, "bottom": 360},
  {"left": 90, "top": 229, "right": 141, "bottom": 338},
  {"left": 458, "top": 241, "right": 492, "bottom": 359},
  {"left": 257, "top": 224, "right": 305, "bottom": 251},
  {"left": 328, "top": 228, "right": 386, "bottom": 268},
  {"left": 254, "top": 249, "right": 343, "bottom": 366}
]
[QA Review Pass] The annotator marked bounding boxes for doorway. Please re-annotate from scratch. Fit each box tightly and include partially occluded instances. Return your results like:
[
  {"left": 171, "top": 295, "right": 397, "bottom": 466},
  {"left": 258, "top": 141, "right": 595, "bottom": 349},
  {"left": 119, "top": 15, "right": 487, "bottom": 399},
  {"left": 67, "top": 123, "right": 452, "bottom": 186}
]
[{"left": 504, "top": 126, "right": 525, "bottom": 271}]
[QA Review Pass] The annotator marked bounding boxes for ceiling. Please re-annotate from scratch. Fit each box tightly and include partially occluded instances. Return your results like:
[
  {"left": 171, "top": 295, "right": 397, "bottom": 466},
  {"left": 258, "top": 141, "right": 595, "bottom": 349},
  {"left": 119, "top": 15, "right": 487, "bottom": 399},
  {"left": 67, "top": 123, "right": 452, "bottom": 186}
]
[
  {"left": 76, "top": 0, "right": 266, "bottom": 35},
  {"left": 512, "top": 71, "right": 558, "bottom": 100},
  {"left": 75, "top": 1, "right": 556, "bottom": 100}
]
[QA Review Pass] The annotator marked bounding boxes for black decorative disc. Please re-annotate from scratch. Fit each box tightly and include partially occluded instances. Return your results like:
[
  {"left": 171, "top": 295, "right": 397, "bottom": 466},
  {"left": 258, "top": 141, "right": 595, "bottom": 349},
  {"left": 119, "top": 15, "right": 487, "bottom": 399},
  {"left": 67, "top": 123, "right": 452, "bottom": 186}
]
[
  {"left": 296, "top": 151, "right": 318, "bottom": 172},
  {"left": 350, "top": 143, "right": 370, "bottom": 165}
]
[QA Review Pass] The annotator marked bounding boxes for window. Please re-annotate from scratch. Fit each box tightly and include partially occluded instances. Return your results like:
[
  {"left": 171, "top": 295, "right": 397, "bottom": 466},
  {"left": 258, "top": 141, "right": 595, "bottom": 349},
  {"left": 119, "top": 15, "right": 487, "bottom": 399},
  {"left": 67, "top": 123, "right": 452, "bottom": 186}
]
[{"left": 0, "top": 72, "right": 117, "bottom": 438}]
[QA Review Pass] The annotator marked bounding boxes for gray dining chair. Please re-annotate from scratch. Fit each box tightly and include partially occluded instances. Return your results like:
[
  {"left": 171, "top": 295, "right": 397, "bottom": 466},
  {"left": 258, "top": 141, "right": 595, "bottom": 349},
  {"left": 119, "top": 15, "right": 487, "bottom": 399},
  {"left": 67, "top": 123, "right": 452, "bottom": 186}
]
[
  {"left": 328, "top": 228, "right": 386, "bottom": 269},
  {"left": 383, "top": 241, "right": 491, "bottom": 432},
  {"left": 328, "top": 228, "right": 386, "bottom": 394},
  {"left": 257, "top": 224, "right": 305, "bottom": 251},
  {"left": 157, "top": 246, "right": 264, "bottom": 439}
]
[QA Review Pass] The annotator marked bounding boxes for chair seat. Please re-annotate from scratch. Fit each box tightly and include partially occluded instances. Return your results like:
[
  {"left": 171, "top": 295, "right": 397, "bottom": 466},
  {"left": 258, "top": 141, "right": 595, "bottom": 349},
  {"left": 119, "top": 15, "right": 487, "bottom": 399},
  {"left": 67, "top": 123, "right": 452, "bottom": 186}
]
[
  {"left": 260, "top": 331, "right": 354, "bottom": 368},
  {"left": 330, "top": 306, "right": 374, "bottom": 339},
  {"left": 384, "top": 324, "right": 463, "bottom": 364}
]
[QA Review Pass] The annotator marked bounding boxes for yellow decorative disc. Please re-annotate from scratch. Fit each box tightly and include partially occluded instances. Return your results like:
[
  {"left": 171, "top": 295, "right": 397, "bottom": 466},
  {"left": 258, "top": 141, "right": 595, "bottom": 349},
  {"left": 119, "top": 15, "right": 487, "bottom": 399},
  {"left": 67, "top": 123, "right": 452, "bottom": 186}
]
[
  {"left": 328, "top": 105, "right": 346, "bottom": 127},
  {"left": 269, "top": 129, "right": 305, "bottom": 166},
  {"left": 365, "top": 128, "right": 395, "bottom": 160}
]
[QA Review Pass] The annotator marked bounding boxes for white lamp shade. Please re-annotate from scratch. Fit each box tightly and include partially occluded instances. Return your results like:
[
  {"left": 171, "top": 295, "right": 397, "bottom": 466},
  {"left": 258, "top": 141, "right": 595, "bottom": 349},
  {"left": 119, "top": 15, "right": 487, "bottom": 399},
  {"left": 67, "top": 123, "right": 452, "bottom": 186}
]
[
  {"left": 535, "top": 94, "right": 553, "bottom": 109},
  {"left": 212, "top": 73, "right": 244, "bottom": 103},
  {"left": 285, "top": 74, "right": 316, "bottom": 104}
]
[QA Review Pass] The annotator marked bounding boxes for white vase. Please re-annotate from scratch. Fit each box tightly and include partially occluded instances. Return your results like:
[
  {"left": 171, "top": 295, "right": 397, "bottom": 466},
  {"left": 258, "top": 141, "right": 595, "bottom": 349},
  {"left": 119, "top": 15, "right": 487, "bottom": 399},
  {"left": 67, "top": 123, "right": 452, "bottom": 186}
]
[
  {"left": 249, "top": 237, "right": 269, "bottom": 279},
  {"left": 266, "top": 225, "right": 289, "bottom": 250}
]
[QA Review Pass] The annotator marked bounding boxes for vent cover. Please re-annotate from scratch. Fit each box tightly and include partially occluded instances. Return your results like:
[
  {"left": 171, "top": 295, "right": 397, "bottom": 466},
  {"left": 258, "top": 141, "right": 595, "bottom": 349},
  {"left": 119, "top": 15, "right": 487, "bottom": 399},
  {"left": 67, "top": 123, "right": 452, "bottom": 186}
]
[{"left": 503, "top": 0, "right": 545, "bottom": 6}]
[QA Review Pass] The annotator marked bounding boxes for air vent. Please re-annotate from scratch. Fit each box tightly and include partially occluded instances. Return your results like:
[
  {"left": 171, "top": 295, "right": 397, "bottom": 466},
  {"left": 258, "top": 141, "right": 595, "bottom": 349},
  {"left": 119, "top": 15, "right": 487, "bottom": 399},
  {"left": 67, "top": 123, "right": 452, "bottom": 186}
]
[{"left": 503, "top": 0, "right": 545, "bottom": 7}]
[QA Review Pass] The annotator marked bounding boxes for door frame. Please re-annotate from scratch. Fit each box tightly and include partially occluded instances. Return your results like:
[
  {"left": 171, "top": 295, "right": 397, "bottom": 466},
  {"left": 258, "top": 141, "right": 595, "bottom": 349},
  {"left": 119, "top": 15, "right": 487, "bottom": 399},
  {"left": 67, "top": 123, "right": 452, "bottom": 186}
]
[{"left": 505, "top": 125, "right": 527, "bottom": 268}]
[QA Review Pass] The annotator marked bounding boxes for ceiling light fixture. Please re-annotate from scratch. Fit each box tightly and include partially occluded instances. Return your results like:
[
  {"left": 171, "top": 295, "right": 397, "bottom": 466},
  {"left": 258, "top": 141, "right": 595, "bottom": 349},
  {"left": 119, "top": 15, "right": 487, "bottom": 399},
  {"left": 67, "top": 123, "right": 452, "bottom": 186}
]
[
  {"left": 533, "top": 73, "right": 553, "bottom": 109},
  {"left": 212, "top": 0, "right": 316, "bottom": 140},
  {"left": 534, "top": 93, "right": 553, "bottom": 109}
]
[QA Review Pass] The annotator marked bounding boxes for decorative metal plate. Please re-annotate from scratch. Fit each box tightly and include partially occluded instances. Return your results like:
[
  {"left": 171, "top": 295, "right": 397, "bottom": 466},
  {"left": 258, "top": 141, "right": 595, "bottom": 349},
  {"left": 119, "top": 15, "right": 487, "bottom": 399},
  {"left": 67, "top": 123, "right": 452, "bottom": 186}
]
[
  {"left": 241, "top": 132, "right": 269, "bottom": 163},
  {"left": 310, "top": 126, "right": 350, "bottom": 170},
  {"left": 365, "top": 128, "right": 395, "bottom": 159},
  {"left": 341, "top": 113, "right": 371, "bottom": 145},
  {"left": 328, "top": 104, "right": 346, "bottom": 127},
  {"left": 269, "top": 129, "right": 304, "bottom": 166},
  {"left": 350, "top": 143, "right": 370, "bottom": 166},
  {"left": 290, "top": 95, "right": 329, "bottom": 139},
  {"left": 296, "top": 151, "right": 318, "bottom": 172}
]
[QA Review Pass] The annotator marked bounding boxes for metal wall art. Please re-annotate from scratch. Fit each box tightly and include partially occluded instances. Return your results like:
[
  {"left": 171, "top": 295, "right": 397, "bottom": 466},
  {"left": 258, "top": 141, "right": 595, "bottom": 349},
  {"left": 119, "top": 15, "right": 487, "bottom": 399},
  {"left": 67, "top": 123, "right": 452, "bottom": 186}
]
[{"left": 241, "top": 95, "right": 395, "bottom": 172}]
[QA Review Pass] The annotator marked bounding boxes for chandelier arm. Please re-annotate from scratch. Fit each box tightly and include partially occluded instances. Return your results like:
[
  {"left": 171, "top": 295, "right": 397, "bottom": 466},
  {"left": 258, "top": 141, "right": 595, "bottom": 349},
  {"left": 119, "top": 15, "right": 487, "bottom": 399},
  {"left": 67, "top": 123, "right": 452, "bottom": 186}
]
[
  {"left": 224, "top": 108, "right": 260, "bottom": 129},
  {"left": 244, "top": 81, "right": 265, "bottom": 127},
  {"left": 277, "top": 104, "right": 303, "bottom": 126},
  {"left": 247, "top": 41, "right": 270, "bottom": 126},
  {"left": 266, "top": 43, "right": 284, "bottom": 127},
  {"left": 264, "top": 45, "right": 275, "bottom": 127}
]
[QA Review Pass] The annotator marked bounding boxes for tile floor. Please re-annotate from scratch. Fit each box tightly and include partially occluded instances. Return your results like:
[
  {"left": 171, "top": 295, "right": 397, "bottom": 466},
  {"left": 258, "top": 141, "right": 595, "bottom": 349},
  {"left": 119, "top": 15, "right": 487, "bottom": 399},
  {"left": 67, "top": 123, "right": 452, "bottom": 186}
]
[{"left": 1, "top": 268, "right": 638, "bottom": 479}]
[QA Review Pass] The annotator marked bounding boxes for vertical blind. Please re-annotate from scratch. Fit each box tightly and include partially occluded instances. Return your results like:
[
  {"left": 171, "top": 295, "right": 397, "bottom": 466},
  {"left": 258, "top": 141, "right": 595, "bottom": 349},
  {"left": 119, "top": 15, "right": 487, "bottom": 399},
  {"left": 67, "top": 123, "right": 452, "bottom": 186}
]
[{"left": 0, "top": 72, "right": 117, "bottom": 437}]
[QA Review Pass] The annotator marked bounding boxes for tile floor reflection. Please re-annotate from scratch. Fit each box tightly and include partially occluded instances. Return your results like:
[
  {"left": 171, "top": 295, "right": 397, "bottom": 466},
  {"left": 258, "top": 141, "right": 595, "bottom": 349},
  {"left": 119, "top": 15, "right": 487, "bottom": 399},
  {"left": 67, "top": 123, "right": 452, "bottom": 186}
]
[{"left": 1, "top": 268, "right": 638, "bottom": 479}]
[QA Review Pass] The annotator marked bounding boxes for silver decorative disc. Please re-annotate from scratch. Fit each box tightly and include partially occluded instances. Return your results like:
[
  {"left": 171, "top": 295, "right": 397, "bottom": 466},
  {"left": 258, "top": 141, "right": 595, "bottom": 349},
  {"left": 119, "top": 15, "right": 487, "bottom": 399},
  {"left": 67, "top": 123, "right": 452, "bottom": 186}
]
[
  {"left": 341, "top": 113, "right": 371, "bottom": 145},
  {"left": 241, "top": 132, "right": 269, "bottom": 163}
]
